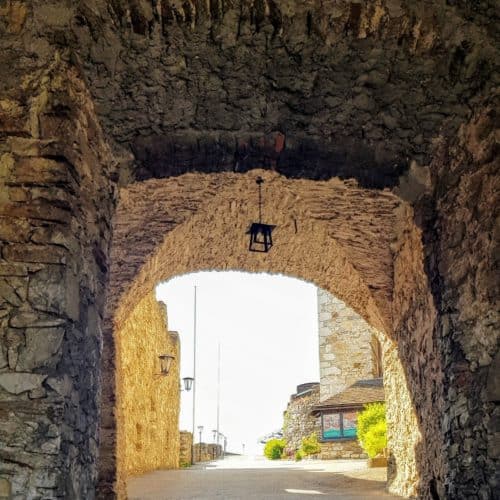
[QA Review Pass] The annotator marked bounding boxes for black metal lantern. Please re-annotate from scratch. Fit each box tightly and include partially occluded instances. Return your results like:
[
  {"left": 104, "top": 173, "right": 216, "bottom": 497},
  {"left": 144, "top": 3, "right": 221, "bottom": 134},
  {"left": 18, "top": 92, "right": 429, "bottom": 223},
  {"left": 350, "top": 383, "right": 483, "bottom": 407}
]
[
  {"left": 182, "top": 376, "right": 194, "bottom": 391},
  {"left": 158, "top": 354, "right": 175, "bottom": 375},
  {"left": 247, "top": 177, "right": 276, "bottom": 252}
]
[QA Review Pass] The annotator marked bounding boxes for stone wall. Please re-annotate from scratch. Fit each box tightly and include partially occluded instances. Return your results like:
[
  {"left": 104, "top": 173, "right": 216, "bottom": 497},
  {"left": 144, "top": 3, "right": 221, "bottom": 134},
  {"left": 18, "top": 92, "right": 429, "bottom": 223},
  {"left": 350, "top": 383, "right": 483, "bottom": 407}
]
[
  {"left": 431, "top": 103, "right": 499, "bottom": 499},
  {"left": 115, "top": 292, "right": 180, "bottom": 483},
  {"left": 318, "top": 289, "right": 381, "bottom": 401},
  {"left": 319, "top": 440, "right": 366, "bottom": 460},
  {"left": 0, "top": 61, "right": 116, "bottom": 498},
  {"left": 179, "top": 431, "right": 192, "bottom": 466},
  {"left": 283, "top": 384, "right": 320, "bottom": 456},
  {"left": 64, "top": 0, "right": 497, "bottom": 194},
  {"left": 193, "top": 443, "right": 223, "bottom": 463},
  {"left": 384, "top": 204, "right": 445, "bottom": 498}
]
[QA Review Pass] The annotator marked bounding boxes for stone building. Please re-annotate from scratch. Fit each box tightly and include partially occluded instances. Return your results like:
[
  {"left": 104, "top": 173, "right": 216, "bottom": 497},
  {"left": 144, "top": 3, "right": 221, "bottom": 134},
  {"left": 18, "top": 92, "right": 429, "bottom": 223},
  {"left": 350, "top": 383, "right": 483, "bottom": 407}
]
[
  {"left": 283, "top": 383, "right": 320, "bottom": 457},
  {"left": 284, "top": 290, "right": 384, "bottom": 460},
  {"left": 0, "top": 1, "right": 497, "bottom": 499},
  {"left": 312, "top": 378, "right": 385, "bottom": 459}
]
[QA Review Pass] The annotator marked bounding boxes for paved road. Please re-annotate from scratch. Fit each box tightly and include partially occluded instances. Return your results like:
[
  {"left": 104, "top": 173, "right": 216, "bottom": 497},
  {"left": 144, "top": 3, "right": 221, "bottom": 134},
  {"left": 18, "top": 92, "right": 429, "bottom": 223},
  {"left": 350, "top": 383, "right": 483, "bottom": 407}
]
[{"left": 127, "top": 456, "right": 400, "bottom": 499}]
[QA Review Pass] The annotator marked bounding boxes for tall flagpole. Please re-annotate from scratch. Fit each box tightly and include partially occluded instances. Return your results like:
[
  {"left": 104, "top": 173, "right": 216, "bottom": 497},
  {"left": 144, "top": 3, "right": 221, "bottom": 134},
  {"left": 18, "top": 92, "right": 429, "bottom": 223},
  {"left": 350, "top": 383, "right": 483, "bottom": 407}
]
[{"left": 191, "top": 286, "right": 197, "bottom": 464}]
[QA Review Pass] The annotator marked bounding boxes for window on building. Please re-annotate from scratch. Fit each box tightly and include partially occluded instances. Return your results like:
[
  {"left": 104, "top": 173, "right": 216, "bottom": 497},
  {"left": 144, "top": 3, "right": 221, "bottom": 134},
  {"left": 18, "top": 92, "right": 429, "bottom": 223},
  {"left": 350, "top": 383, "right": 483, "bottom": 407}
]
[{"left": 321, "top": 410, "right": 358, "bottom": 440}]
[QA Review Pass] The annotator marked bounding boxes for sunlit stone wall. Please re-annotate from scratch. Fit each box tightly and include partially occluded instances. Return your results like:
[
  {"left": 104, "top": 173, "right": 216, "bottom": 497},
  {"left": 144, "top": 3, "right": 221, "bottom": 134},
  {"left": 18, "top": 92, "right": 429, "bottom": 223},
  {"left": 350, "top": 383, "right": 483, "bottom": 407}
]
[
  {"left": 115, "top": 292, "right": 180, "bottom": 487},
  {"left": 179, "top": 431, "right": 193, "bottom": 466}
]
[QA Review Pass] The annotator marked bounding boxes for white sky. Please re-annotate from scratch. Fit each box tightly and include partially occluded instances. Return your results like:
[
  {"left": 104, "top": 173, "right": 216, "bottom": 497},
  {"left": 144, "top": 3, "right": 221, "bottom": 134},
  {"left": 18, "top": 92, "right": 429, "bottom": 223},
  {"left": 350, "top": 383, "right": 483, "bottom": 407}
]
[{"left": 156, "top": 271, "right": 319, "bottom": 455}]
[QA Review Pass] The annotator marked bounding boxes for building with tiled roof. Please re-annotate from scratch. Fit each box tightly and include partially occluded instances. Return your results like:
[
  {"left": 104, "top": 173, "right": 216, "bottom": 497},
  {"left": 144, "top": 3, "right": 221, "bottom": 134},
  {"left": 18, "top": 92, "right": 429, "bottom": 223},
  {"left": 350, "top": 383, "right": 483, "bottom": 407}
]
[
  {"left": 312, "top": 378, "right": 385, "bottom": 412},
  {"left": 310, "top": 378, "right": 385, "bottom": 457}
]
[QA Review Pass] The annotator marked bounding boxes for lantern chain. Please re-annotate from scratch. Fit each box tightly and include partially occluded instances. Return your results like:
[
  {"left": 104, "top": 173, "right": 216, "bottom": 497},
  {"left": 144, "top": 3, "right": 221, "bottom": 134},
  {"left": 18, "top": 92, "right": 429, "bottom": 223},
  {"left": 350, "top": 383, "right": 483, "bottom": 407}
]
[{"left": 256, "top": 176, "right": 264, "bottom": 223}]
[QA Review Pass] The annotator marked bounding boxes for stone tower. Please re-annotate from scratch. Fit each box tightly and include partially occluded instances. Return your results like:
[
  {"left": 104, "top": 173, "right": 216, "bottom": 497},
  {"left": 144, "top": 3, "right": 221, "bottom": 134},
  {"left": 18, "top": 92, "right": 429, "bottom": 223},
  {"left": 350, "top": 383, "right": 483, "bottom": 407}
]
[{"left": 318, "top": 288, "right": 382, "bottom": 401}]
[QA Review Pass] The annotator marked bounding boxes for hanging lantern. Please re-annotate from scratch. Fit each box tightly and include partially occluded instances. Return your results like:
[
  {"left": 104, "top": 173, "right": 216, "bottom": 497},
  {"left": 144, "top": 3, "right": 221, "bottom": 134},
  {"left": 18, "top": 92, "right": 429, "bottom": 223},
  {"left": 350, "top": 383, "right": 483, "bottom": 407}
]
[
  {"left": 158, "top": 354, "right": 175, "bottom": 375},
  {"left": 246, "top": 177, "right": 276, "bottom": 252}
]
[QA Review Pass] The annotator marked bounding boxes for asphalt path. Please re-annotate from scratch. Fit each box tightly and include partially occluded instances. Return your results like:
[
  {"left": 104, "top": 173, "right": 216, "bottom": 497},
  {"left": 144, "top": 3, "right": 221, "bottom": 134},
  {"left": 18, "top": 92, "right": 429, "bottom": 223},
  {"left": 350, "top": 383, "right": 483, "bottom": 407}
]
[{"left": 127, "top": 455, "right": 401, "bottom": 499}]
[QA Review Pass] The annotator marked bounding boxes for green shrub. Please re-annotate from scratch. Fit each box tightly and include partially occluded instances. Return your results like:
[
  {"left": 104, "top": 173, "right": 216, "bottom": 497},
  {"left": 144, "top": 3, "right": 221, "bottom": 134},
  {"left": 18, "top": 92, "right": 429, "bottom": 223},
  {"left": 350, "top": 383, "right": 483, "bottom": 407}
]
[
  {"left": 264, "top": 438, "right": 286, "bottom": 460},
  {"left": 357, "top": 403, "right": 386, "bottom": 445},
  {"left": 300, "top": 433, "right": 321, "bottom": 456},
  {"left": 295, "top": 449, "right": 304, "bottom": 461},
  {"left": 357, "top": 402, "right": 387, "bottom": 458},
  {"left": 363, "top": 420, "right": 387, "bottom": 458}
]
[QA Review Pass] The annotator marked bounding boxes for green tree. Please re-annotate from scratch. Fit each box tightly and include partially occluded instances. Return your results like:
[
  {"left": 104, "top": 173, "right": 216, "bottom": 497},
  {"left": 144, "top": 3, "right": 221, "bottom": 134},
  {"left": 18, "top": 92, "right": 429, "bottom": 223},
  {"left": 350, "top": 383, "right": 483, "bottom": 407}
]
[{"left": 264, "top": 438, "right": 286, "bottom": 460}]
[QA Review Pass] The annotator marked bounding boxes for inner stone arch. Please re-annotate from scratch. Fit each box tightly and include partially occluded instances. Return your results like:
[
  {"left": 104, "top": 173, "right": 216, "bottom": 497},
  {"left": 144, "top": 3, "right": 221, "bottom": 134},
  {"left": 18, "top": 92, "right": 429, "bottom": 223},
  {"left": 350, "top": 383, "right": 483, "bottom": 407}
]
[{"left": 99, "top": 169, "right": 437, "bottom": 498}]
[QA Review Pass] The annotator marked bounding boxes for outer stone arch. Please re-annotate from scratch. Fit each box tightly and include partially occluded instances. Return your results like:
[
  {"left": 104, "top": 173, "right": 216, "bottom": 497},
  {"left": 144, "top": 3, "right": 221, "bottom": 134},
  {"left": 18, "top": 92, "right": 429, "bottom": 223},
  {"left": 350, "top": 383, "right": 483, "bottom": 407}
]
[{"left": 0, "top": 0, "right": 497, "bottom": 498}]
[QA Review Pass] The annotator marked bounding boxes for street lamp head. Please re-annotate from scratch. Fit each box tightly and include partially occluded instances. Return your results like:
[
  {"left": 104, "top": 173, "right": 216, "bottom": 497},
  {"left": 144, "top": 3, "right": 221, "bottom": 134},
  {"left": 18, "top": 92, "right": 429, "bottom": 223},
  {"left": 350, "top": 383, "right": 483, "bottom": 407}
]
[
  {"left": 182, "top": 376, "right": 194, "bottom": 391},
  {"left": 197, "top": 425, "right": 204, "bottom": 432},
  {"left": 158, "top": 354, "right": 175, "bottom": 375}
]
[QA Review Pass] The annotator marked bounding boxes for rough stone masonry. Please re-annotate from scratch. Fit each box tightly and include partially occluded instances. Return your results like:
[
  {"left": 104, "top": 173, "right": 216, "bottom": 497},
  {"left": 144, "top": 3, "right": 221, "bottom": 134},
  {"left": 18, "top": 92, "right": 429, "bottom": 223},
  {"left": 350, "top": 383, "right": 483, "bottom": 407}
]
[{"left": 0, "top": 1, "right": 498, "bottom": 499}]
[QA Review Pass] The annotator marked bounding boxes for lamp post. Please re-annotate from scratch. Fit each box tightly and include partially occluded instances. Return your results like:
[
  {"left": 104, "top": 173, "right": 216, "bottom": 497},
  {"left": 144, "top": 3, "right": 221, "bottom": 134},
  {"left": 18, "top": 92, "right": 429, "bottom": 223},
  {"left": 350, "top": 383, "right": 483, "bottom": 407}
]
[
  {"left": 191, "top": 286, "right": 197, "bottom": 464},
  {"left": 216, "top": 342, "right": 221, "bottom": 451},
  {"left": 212, "top": 430, "right": 217, "bottom": 459},
  {"left": 212, "top": 430, "right": 226, "bottom": 459},
  {"left": 198, "top": 425, "right": 204, "bottom": 461}
]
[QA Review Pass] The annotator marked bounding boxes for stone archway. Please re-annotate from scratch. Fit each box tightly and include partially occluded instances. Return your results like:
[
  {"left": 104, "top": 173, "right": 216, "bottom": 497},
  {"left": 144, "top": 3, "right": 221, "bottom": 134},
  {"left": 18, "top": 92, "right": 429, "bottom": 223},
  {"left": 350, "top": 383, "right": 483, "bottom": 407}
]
[
  {"left": 0, "top": 1, "right": 498, "bottom": 499},
  {"left": 99, "top": 170, "right": 437, "bottom": 498}
]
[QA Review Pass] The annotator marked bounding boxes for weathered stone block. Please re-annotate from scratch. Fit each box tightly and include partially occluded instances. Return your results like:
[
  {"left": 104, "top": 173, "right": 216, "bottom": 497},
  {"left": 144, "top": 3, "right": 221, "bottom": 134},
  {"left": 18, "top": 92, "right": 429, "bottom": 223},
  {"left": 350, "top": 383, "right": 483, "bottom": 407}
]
[
  {"left": 486, "top": 350, "right": 500, "bottom": 402},
  {"left": 0, "top": 478, "right": 11, "bottom": 498},
  {"left": 28, "top": 386, "right": 47, "bottom": 399},
  {"left": 0, "top": 372, "right": 47, "bottom": 394},
  {"left": 0, "top": 217, "right": 31, "bottom": 242},
  {"left": 17, "top": 327, "right": 64, "bottom": 370},
  {"left": 0, "top": 201, "right": 71, "bottom": 224},
  {"left": 9, "top": 157, "right": 70, "bottom": 185},
  {"left": 0, "top": 153, "right": 14, "bottom": 179},
  {"left": 0, "top": 344, "right": 7, "bottom": 369},
  {"left": 31, "top": 225, "right": 79, "bottom": 253},
  {"left": 3, "top": 244, "right": 67, "bottom": 264},
  {"left": 0, "top": 263, "right": 28, "bottom": 276},
  {"left": 46, "top": 375, "right": 73, "bottom": 398},
  {"left": 28, "top": 265, "right": 64, "bottom": 315},
  {"left": 6, "top": 137, "right": 56, "bottom": 157},
  {"left": 9, "top": 309, "right": 65, "bottom": 328},
  {"left": 0, "top": 279, "right": 22, "bottom": 306}
]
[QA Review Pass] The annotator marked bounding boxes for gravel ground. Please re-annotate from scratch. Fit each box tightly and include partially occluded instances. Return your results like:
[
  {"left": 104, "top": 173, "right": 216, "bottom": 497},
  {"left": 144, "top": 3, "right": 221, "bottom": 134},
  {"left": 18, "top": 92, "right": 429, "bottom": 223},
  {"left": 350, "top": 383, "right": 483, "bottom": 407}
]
[{"left": 127, "top": 456, "right": 401, "bottom": 499}]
